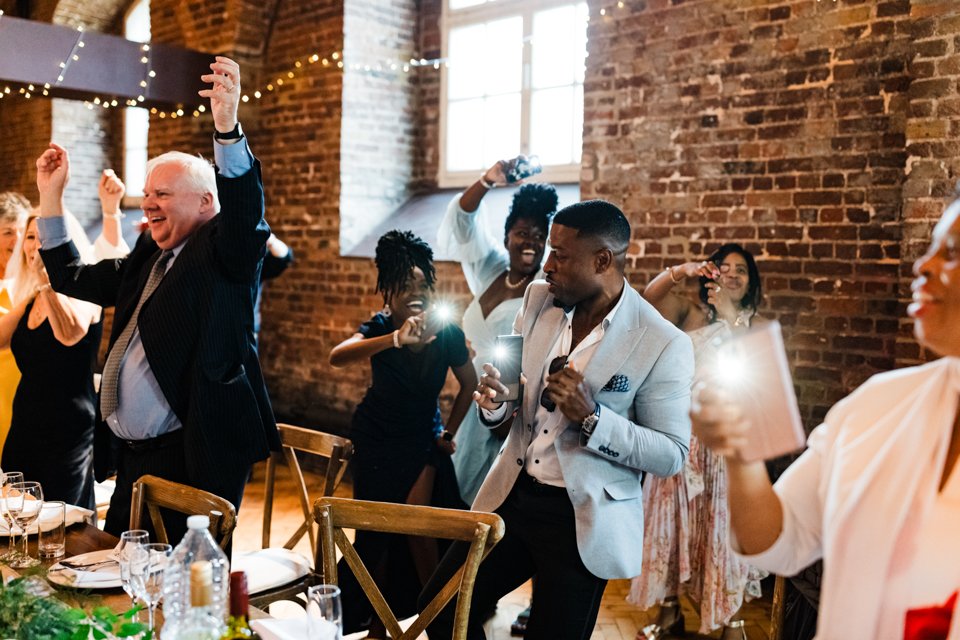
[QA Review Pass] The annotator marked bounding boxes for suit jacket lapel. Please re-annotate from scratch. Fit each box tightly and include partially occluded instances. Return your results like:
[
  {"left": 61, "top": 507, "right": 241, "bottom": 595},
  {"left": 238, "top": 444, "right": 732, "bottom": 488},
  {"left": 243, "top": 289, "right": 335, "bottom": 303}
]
[
  {"left": 582, "top": 285, "right": 646, "bottom": 403},
  {"left": 522, "top": 299, "right": 567, "bottom": 428}
]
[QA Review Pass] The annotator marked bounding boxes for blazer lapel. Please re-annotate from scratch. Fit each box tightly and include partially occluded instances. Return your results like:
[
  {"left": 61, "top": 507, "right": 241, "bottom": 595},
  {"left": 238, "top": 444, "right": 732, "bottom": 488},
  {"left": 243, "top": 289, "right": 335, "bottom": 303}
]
[
  {"left": 582, "top": 285, "right": 646, "bottom": 398},
  {"left": 522, "top": 300, "right": 567, "bottom": 427}
]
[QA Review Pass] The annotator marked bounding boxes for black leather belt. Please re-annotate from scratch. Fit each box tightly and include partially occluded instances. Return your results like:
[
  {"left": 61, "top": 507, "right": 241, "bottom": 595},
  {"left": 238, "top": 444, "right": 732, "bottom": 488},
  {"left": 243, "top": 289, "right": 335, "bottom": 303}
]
[
  {"left": 122, "top": 429, "right": 183, "bottom": 453},
  {"left": 518, "top": 470, "right": 567, "bottom": 496}
]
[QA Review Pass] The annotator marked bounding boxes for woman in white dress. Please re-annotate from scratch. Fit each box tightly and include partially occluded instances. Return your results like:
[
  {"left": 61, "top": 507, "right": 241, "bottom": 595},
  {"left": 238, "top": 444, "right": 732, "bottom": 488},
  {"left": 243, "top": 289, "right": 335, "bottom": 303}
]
[
  {"left": 631, "top": 243, "right": 765, "bottom": 638},
  {"left": 437, "top": 160, "right": 557, "bottom": 506}
]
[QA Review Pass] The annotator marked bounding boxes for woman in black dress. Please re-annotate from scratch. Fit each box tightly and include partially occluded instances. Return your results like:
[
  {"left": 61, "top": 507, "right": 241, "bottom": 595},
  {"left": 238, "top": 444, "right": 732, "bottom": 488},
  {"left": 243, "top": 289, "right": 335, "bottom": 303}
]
[
  {"left": 0, "top": 216, "right": 103, "bottom": 510},
  {"left": 330, "top": 230, "right": 477, "bottom": 637}
]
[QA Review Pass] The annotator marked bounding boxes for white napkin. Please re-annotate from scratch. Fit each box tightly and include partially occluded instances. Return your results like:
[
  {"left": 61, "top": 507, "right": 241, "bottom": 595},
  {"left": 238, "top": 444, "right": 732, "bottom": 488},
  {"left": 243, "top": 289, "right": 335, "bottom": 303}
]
[
  {"left": 0, "top": 502, "right": 92, "bottom": 535},
  {"left": 251, "top": 617, "right": 338, "bottom": 640},
  {"left": 54, "top": 563, "right": 121, "bottom": 588}
]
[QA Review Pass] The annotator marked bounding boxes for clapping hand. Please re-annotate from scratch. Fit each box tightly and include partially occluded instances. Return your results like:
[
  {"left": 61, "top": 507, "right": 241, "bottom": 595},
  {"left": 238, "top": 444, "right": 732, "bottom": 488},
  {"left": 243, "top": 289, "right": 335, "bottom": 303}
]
[{"left": 199, "top": 56, "right": 241, "bottom": 135}]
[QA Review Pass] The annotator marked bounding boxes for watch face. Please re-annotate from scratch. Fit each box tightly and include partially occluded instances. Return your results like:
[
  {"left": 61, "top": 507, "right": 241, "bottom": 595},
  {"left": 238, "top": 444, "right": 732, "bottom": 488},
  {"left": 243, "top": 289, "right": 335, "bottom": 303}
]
[{"left": 441, "top": 431, "right": 454, "bottom": 442}]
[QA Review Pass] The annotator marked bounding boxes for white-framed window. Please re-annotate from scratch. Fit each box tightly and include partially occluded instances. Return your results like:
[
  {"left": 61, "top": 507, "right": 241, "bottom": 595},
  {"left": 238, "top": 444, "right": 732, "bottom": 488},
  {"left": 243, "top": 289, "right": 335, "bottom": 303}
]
[
  {"left": 440, "top": 0, "right": 587, "bottom": 187},
  {"left": 123, "top": 0, "right": 150, "bottom": 200}
]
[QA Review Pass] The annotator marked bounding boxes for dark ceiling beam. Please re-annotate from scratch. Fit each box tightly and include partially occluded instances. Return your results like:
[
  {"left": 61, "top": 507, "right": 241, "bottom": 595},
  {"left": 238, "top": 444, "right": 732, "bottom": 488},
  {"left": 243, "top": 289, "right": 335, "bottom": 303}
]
[{"left": 0, "top": 14, "right": 213, "bottom": 108}]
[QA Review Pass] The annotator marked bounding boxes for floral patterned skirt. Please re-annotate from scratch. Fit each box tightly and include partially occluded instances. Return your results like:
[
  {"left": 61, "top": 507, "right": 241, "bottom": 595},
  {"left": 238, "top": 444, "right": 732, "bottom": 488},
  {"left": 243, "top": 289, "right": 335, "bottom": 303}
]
[{"left": 628, "top": 437, "right": 766, "bottom": 633}]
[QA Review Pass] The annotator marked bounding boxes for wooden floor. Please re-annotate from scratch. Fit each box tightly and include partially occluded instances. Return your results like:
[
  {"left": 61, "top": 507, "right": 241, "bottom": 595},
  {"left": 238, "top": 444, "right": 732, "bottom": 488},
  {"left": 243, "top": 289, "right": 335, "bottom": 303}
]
[{"left": 231, "top": 460, "right": 775, "bottom": 640}]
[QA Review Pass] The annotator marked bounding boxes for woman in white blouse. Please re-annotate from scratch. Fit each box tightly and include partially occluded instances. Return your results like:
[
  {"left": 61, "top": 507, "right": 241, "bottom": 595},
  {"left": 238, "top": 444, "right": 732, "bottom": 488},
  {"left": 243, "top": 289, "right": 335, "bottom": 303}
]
[
  {"left": 437, "top": 161, "right": 557, "bottom": 506},
  {"left": 692, "top": 198, "right": 960, "bottom": 639}
]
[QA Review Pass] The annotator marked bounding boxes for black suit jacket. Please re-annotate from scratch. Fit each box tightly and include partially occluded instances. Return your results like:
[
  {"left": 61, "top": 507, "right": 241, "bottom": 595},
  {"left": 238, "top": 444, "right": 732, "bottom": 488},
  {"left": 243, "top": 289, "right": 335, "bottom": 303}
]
[{"left": 40, "top": 161, "right": 281, "bottom": 490}]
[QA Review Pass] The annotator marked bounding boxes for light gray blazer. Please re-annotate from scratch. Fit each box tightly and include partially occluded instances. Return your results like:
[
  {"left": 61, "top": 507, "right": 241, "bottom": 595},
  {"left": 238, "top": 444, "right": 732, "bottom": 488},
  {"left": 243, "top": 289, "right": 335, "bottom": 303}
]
[{"left": 472, "top": 280, "right": 694, "bottom": 580}]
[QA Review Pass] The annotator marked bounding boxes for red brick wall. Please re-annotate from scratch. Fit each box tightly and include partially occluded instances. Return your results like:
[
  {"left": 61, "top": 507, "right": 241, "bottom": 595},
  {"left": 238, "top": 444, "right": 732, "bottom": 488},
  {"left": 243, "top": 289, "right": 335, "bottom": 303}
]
[{"left": 580, "top": 0, "right": 957, "bottom": 426}]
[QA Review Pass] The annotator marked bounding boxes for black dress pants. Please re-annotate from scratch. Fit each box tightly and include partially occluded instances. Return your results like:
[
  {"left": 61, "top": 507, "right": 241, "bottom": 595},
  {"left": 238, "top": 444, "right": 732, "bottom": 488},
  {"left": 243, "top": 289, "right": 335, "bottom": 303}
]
[
  {"left": 420, "top": 472, "right": 607, "bottom": 640},
  {"left": 104, "top": 431, "right": 248, "bottom": 555}
]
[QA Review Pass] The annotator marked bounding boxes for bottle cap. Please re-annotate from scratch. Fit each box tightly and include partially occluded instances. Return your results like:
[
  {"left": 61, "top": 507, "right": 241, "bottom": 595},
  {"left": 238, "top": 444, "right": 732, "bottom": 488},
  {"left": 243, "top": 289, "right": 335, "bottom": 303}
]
[
  {"left": 229, "top": 571, "right": 250, "bottom": 616},
  {"left": 187, "top": 514, "right": 210, "bottom": 530},
  {"left": 190, "top": 561, "right": 214, "bottom": 607}
]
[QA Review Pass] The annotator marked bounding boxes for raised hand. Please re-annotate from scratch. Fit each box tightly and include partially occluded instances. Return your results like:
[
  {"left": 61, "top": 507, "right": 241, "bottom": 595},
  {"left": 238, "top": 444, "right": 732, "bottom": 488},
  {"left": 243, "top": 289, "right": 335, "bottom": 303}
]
[
  {"left": 199, "top": 56, "right": 241, "bottom": 134},
  {"left": 98, "top": 169, "right": 126, "bottom": 215},
  {"left": 690, "top": 383, "right": 750, "bottom": 460},
  {"left": 36, "top": 143, "right": 70, "bottom": 203}
]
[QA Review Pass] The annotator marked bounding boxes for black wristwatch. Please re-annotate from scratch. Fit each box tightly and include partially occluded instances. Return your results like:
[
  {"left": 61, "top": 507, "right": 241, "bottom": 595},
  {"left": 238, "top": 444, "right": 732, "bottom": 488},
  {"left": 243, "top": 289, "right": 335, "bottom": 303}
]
[
  {"left": 440, "top": 430, "right": 454, "bottom": 442},
  {"left": 581, "top": 403, "right": 601, "bottom": 440},
  {"left": 213, "top": 122, "right": 244, "bottom": 141}
]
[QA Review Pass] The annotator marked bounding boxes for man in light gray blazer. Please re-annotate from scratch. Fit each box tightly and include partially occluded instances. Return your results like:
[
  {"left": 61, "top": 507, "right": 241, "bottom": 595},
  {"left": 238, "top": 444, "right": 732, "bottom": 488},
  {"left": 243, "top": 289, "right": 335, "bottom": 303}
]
[{"left": 422, "top": 200, "right": 694, "bottom": 639}]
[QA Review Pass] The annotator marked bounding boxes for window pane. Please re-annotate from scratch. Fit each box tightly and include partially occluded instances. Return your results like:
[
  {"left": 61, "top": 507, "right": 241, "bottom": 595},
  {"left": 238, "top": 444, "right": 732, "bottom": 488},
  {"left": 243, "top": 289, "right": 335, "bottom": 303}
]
[
  {"left": 448, "top": 24, "right": 485, "bottom": 100},
  {"left": 575, "top": 2, "right": 588, "bottom": 84},
  {"left": 484, "top": 17, "right": 522, "bottom": 96},
  {"left": 124, "top": 107, "right": 149, "bottom": 197},
  {"left": 483, "top": 93, "right": 520, "bottom": 166},
  {"left": 531, "top": 86, "right": 573, "bottom": 165},
  {"left": 532, "top": 6, "right": 574, "bottom": 89},
  {"left": 447, "top": 99, "right": 485, "bottom": 171},
  {"left": 572, "top": 84, "right": 583, "bottom": 163},
  {"left": 125, "top": 0, "right": 150, "bottom": 42}
]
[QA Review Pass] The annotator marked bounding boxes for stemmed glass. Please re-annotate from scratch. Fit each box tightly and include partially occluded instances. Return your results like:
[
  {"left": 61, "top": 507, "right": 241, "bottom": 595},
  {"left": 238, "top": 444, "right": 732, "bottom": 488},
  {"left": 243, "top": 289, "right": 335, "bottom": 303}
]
[
  {"left": 0, "top": 470, "right": 24, "bottom": 562},
  {"left": 118, "top": 530, "right": 149, "bottom": 618},
  {"left": 131, "top": 542, "right": 171, "bottom": 634},
  {"left": 7, "top": 481, "right": 42, "bottom": 569}
]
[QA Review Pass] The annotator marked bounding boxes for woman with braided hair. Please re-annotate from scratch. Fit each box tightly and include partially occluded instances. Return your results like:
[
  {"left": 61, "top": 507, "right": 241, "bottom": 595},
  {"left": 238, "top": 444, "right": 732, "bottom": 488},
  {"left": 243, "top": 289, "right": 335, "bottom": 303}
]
[{"left": 330, "top": 229, "right": 476, "bottom": 638}]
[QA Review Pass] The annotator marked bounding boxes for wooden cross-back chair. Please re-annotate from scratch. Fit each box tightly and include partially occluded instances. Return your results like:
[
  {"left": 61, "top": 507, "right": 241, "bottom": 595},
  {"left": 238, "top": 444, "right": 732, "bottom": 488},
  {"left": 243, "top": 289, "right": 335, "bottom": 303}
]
[
  {"left": 262, "top": 423, "right": 353, "bottom": 559},
  {"left": 130, "top": 474, "right": 237, "bottom": 550},
  {"left": 314, "top": 496, "right": 505, "bottom": 640}
]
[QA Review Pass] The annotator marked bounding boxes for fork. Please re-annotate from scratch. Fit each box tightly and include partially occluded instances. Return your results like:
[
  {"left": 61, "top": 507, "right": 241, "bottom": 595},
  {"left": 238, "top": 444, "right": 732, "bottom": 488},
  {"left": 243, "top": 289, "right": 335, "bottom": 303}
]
[{"left": 57, "top": 558, "right": 117, "bottom": 571}]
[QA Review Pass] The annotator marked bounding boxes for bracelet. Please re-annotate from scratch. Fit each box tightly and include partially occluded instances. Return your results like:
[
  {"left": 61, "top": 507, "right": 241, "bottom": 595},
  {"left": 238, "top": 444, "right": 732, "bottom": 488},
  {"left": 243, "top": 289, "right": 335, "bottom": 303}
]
[
  {"left": 392, "top": 329, "right": 401, "bottom": 349},
  {"left": 667, "top": 266, "right": 682, "bottom": 284},
  {"left": 35, "top": 283, "right": 52, "bottom": 295},
  {"left": 479, "top": 174, "right": 496, "bottom": 190},
  {"left": 102, "top": 211, "right": 126, "bottom": 219}
]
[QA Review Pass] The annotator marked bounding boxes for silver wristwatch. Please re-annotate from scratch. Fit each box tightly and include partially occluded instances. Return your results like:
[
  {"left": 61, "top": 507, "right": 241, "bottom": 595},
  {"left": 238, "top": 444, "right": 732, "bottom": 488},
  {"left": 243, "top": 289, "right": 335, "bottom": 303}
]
[{"left": 581, "top": 403, "right": 600, "bottom": 439}]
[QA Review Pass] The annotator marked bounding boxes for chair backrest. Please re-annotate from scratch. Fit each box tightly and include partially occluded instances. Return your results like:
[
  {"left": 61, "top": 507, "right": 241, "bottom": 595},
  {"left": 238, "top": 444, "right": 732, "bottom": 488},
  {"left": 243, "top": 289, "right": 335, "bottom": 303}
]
[
  {"left": 130, "top": 475, "right": 237, "bottom": 550},
  {"left": 262, "top": 424, "right": 353, "bottom": 558},
  {"left": 314, "top": 497, "right": 505, "bottom": 640}
]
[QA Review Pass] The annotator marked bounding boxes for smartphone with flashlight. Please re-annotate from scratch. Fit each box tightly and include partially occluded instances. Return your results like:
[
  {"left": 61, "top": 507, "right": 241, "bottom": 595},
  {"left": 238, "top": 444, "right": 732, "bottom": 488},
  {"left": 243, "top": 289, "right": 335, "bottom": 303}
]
[
  {"left": 505, "top": 155, "right": 542, "bottom": 183},
  {"left": 493, "top": 335, "right": 523, "bottom": 403},
  {"left": 713, "top": 321, "right": 805, "bottom": 462},
  {"left": 423, "top": 303, "right": 453, "bottom": 340}
]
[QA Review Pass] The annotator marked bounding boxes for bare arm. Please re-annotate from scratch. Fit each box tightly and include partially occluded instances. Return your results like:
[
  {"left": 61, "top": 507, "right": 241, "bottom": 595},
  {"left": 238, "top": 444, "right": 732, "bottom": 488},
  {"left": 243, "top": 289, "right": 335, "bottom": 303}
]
[
  {"left": 0, "top": 294, "right": 35, "bottom": 349},
  {"left": 329, "top": 315, "right": 432, "bottom": 368},
  {"left": 98, "top": 169, "right": 125, "bottom": 248},
  {"left": 691, "top": 386, "right": 784, "bottom": 554},
  {"left": 446, "top": 361, "right": 478, "bottom": 434},
  {"left": 457, "top": 160, "right": 509, "bottom": 213},
  {"left": 643, "top": 261, "right": 717, "bottom": 330},
  {"left": 37, "top": 286, "right": 99, "bottom": 347},
  {"left": 329, "top": 333, "right": 395, "bottom": 368}
]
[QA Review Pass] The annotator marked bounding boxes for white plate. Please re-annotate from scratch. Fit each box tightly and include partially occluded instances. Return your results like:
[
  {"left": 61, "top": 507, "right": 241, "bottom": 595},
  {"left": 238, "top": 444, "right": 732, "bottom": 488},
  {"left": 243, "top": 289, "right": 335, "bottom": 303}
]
[{"left": 47, "top": 549, "right": 122, "bottom": 589}]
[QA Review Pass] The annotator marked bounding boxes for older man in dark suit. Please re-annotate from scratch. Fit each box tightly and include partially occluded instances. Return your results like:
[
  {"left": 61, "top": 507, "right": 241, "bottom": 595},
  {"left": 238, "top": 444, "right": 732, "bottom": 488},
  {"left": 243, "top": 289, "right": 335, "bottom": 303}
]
[{"left": 35, "top": 57, "right": 279, "bottom": 539}]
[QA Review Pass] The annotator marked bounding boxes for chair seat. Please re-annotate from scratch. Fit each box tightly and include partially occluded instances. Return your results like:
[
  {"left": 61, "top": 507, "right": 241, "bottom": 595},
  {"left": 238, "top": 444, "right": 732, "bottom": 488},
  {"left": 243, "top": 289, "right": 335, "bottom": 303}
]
[{"left": 233, "top": 547, "right": 312, "bottom": 595}]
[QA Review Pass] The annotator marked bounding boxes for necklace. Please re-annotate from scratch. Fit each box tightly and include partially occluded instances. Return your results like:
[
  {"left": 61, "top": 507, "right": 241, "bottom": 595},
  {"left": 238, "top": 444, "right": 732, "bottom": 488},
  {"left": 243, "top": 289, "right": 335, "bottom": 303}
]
[{"left": 503, "top": 270, "right": 530, "bottom": 290}]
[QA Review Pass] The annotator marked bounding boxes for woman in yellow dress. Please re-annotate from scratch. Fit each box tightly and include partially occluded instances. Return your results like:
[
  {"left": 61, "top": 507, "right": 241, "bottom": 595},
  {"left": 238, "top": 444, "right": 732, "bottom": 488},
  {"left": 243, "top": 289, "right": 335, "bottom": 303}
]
[{"left": 0, "top": 193, "right": 29, "bottom": 461}]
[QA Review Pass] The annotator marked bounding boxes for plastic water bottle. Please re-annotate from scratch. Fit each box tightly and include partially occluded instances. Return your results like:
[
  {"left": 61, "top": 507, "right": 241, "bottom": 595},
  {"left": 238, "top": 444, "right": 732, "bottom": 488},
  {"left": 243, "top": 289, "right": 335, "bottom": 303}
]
[{"left": 161, "top": 515, "right": 229, "bottom": 639}]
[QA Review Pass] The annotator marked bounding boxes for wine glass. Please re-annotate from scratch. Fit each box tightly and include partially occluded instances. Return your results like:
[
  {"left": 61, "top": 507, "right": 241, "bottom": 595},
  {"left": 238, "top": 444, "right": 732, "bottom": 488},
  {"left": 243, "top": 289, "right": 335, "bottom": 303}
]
[
  {"left": 306, "top": 584, "right": 343, "bottom": 639},
  {"left": 118, "top": 529, "right": 149, "bottom": 617},
  {"left": 0, "top": 470, "right": 24, "bottom": 562},
  {"left": 8, "top": 481, "right": 42, "bottom": 569},
  {"left": 131, "top": 542, "right": 171, "bottom": 634}
]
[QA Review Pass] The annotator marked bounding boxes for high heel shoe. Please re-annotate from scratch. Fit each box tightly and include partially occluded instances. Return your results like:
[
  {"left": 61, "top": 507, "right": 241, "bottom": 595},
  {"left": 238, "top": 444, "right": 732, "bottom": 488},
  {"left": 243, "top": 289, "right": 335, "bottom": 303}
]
[
  {"left": 636, "top": 601, "right": 685, "bottom": 639},
  {"left": 720, "top": 620, "right": 747, "bottom": 640}
]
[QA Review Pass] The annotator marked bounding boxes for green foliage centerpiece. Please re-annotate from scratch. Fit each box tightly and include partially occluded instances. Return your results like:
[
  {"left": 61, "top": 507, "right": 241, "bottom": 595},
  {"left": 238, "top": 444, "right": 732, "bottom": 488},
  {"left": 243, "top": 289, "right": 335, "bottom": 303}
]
[{"left": 0, "top": 576, "right": 149, "bottom": 639}]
